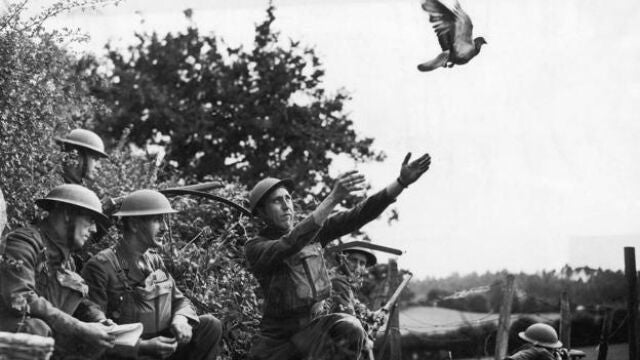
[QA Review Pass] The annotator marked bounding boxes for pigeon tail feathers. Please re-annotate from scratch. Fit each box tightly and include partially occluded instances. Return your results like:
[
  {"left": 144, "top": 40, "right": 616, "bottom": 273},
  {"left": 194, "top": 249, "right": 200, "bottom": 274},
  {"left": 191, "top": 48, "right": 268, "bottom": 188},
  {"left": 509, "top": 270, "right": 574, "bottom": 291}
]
[{"left": 417, "top": 51, "right": 450, "bottom": 72}]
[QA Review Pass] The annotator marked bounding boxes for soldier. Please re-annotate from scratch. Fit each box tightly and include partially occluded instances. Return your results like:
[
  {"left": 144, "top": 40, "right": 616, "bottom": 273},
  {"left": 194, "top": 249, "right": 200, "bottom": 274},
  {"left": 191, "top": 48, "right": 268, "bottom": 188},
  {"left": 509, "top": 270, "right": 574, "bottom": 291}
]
[
  {"left": 505, "top": 323, "right": 563, "bottom": 360},
  {"left": 56, "top": 128, "right": 109, "bottom": 185},
  {"left": 245, "top": 152, "right": 431, "bottom": 360},
  {"left": 0, "top": 184, "right": 116, "bottom": 358},
  {"left": 329, "top": 244, "right": 385, "bottom": 329},
  {"left": 82, "top": 189, "right": 223, "bottom": 359}
]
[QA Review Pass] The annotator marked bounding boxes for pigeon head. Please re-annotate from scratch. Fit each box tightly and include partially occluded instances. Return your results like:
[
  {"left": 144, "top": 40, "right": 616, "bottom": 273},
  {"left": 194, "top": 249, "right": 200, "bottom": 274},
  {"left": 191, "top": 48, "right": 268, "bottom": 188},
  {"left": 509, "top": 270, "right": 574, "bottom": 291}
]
[{"left": 474, "top": 37, "right": 487, "bottom": 49}]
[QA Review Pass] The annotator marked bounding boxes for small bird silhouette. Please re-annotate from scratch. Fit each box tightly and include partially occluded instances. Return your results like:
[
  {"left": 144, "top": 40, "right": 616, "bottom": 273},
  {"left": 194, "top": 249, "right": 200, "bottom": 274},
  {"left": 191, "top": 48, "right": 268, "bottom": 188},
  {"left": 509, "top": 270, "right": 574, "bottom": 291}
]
[{"left": 418, "top": 0, "right": 486, "bottom": 72}]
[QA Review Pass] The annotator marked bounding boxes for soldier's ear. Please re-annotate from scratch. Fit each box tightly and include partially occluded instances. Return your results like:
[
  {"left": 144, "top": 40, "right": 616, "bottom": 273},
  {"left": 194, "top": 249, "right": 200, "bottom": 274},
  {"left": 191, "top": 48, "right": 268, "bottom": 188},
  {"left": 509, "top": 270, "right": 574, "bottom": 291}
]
[{"left": 255, "top": 206, "right": 266, "bottom": 219}]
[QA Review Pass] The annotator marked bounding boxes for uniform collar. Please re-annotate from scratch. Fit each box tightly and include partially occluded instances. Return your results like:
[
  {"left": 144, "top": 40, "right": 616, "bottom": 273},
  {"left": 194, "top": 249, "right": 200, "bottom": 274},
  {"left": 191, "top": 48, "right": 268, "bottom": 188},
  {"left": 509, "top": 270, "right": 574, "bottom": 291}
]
[{"left": 38, "top": 221, "right": 72, "bottom": 264}]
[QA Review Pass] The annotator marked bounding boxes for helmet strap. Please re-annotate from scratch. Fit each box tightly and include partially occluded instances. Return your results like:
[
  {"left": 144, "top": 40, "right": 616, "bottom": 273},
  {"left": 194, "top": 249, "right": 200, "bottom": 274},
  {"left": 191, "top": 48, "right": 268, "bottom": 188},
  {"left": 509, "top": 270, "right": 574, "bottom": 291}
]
[{"left": 79, "top": 150, "right": 89, "bottom": 181}]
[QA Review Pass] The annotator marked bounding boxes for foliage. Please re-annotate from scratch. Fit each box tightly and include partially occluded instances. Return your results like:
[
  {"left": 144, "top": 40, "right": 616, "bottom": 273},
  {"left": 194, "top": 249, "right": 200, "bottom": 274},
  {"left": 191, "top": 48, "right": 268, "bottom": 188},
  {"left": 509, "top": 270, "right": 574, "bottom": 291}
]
[
  {"left": 82, "top": 5, "right": 384, "bottom": 201},
  {"left": 158, "top": 182, "right": 259, "bottom": 359},
  {"left": 0, "top": 0, "right": 113, "bottom": 231}
]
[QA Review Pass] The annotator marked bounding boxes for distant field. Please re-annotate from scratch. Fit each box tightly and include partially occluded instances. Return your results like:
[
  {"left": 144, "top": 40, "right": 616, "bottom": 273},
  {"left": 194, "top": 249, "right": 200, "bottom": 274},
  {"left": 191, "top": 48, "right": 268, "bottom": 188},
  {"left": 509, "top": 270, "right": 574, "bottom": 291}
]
[{"left": 399, "top": 306, "right": 560, "bottom": 335}]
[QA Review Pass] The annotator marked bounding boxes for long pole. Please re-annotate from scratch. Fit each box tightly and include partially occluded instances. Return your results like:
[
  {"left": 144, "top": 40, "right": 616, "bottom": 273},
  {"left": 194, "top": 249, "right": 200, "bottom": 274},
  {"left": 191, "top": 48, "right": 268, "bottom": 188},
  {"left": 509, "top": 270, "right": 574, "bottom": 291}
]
[
  {"left": 388, "top": 259, "right": 402, "bottom": 360},
  {"left": 560, "top": 291, "right": 571, "bottom": 349},
  {"left": 494, "top": 274, "right": 515, "bottom": 360},
  {"left": 625, "top": 247, "right": 638, "bottom": 360}
]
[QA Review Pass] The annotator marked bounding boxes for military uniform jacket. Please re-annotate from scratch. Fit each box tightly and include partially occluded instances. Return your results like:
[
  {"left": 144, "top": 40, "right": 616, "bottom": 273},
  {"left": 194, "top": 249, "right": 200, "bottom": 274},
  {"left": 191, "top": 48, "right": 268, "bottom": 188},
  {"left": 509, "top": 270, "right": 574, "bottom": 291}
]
[
  {"left": 82, "top": 246, "right": 199, "bottom": 336},
  {"left": 0, "top": 224, "right": 105, "bottom": 333},
  {"left": 246, "top": 189, "right": 395, "bottom": 322}
]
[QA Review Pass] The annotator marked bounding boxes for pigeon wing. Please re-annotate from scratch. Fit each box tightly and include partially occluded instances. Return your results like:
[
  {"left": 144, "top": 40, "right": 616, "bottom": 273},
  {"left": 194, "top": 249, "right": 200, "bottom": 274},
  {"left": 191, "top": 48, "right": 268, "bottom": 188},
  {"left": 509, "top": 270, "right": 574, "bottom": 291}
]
[
  {"left": 421, "top": 0, "right": 455, "bottom": 51},
  {"left": 450, "top": 0, "right": 474, "bottom": 44}
]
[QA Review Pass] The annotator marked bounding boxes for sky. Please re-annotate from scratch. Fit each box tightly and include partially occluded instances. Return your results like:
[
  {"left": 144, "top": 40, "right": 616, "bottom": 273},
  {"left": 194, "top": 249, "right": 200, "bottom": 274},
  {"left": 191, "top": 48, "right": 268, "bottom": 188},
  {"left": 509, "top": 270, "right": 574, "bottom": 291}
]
[{"left": 23, "top": 0, "right": 640, "bottom": 278}]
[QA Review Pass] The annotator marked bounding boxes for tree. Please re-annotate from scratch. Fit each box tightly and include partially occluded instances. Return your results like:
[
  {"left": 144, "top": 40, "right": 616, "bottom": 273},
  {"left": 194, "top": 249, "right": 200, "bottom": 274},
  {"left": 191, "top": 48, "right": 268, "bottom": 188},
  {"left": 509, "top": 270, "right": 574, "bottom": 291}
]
[{"left": 84, "top": 5, "right": 383, "bottom": 201}]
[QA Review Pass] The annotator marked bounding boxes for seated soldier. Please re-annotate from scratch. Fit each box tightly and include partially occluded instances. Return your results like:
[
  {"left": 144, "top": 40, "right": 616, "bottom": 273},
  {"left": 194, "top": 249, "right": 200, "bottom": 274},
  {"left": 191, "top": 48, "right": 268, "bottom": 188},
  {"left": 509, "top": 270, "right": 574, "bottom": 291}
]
[
  {"left": 245, "top": 152, "right": 431, "bottom": 360},
  {"left": 0, "top": 184, "right": 115, "bottom": 358},
  {"left": 55, "top": 128, "right": 109, "bottom": 186},
  {"left": 82, "top": 189, "right": 222, "bottom": 360},
  {"left": 329, "top": 244, "right": 386, "bottom": 329}
]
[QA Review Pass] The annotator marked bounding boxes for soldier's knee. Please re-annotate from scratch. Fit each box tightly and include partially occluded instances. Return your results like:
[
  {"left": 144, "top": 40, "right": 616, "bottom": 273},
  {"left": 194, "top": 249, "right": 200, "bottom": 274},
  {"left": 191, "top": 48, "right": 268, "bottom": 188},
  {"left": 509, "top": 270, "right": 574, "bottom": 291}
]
[
  {"left": 329, "top": 315, "right": 366, "bottom": 339},
  {"left": 196, "top": 314, "right": 223, "bottom": 341}
]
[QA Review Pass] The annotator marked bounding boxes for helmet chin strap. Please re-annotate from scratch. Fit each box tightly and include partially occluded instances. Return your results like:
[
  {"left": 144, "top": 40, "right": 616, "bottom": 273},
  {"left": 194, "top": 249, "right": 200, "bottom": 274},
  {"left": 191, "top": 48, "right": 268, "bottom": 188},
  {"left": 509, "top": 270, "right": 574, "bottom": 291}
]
[
  {"left": 79, "top": 150, "right": 89, "bottom": 181},
  {"left": 65, "top": 215, "right": 77, "bottom": 251}
]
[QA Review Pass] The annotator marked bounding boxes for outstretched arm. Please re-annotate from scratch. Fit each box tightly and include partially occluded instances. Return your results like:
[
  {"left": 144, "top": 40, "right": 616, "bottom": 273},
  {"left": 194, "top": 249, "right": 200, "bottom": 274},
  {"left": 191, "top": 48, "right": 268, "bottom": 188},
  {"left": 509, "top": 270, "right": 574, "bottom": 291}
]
[{"left": 317, "top": 152, "right": 431, "bottom": 244}]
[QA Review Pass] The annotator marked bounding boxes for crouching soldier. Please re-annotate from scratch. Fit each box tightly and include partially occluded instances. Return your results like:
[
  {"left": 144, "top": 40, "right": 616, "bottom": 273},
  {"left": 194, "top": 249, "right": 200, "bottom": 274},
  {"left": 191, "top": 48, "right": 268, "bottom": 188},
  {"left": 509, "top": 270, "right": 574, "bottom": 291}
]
[
  {"left": 0, "top": 184, "right": 116, "bottom": 358},
  {"left": 506, "top": 323, "right": 563, "bottom": 360},
  {"left": 245, "top": 152, "right": 431, "bottom": 360},
  {"left": 329, "top": 244, "right": 385, "bottom": 332},
  {"left": 82, "top": 190, "right": 222, "bottom": 359}
]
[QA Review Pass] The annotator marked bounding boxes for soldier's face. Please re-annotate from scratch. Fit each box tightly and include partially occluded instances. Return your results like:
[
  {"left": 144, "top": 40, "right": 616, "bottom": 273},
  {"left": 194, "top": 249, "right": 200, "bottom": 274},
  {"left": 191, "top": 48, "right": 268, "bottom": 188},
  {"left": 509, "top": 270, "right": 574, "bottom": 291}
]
[
  {"left": 346, "top": 252, "right": 369, "bottom": 276},
  {"left": 134, "top": 215, "right": 167, "bottom": 249},
  {"left": 72, "top": 214, "right": 97, "bottom": 250},
  {"left": 80, "top": 152, "right": 99, "bottom": 180},
  {"left": 260, "top": 187, "right": 294, "bottom": 231}
]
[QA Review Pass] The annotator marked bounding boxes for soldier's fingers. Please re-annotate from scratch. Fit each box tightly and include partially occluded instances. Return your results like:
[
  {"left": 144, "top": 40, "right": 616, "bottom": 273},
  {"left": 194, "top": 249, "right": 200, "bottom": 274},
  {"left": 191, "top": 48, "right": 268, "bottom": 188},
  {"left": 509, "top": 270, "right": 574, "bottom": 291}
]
[
  {"left": 349, "top": 175, "right": 366, "bottom": 184},
  {"left": 402, "top": 152, "right": 412, "bottom": 165},
  {"left": 338, "top": 170, "right": 359, "bottom": 179}
]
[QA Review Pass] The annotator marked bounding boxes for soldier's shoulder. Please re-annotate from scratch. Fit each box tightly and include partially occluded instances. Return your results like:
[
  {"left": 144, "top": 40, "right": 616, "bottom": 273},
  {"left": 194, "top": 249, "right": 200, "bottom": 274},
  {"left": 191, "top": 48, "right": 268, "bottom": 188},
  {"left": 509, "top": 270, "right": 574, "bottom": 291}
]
[
  {"left": 86, "top": 247, "right": 117, "bottom": 266},
  {"left": 4, "top": 225, "right": 45, "bottom": 249}
]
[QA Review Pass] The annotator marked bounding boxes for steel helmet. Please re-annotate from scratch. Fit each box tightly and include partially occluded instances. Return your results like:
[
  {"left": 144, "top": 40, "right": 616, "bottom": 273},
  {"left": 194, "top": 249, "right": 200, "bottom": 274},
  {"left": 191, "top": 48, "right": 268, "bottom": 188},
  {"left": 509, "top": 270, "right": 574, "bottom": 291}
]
[
  {"left": 36, "top": 184, "right": 109, "bottom": 225},
  {"left": 113, "top": 189, "right": 178, "bottom": 217},
  {"left": 248, "top": 177, "right": 294, "bottom": 214},
  {"left": 55, "top": 129, "right": 108, "bottom": 158},
  {"left": 518, "top": 323, "right": 562, "bottom": 349},
  {"left": 343, "top": 246, "right": 377, "bottom": 267}
]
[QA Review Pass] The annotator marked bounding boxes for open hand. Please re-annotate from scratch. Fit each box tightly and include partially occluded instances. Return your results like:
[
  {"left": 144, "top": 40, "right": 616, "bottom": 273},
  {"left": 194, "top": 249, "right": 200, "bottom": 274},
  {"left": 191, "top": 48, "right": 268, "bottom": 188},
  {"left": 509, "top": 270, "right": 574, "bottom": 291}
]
[
  {"left": 398, "top": 152, "right": 431, "bottom": 186},
  {"left": 332, "top": 170, "right": 366, "bottom": 200},
  {"left": 79, "top": 321, "right": 116, "bottom": 349}
]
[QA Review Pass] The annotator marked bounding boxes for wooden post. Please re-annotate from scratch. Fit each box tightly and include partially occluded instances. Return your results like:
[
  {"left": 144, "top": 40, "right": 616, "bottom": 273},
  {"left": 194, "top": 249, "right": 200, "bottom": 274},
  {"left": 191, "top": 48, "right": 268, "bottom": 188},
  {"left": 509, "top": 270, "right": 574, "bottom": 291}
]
[
  {"left": 495, "top": 274, "right": 515, "bottom": 360},
  {"left": 560, "top": 291, "right": 571, "bottom": 349},
  {"left": 388, "top": 259, "right": 402, "bottom": 360},
  {"left": 625, "top": 247, "right": 638, "bottom": 360},
  {"left": 597, "top": 307, "right": 613, "bottom": 360}
]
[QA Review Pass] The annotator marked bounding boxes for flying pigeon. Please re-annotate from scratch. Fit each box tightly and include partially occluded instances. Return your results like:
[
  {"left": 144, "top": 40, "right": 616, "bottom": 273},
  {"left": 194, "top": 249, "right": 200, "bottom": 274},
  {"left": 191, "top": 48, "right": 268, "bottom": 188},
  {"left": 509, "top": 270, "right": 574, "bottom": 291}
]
[{"left": 418, "top": 0, "right": 486, "bottom": 71}]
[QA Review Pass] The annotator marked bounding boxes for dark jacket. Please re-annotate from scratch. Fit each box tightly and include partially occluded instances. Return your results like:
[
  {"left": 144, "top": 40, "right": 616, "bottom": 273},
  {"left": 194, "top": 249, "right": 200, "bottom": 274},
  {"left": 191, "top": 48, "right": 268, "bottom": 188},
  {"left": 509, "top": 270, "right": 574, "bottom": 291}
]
[
  {"left": 506, "top": 346, "right": 557, "bottom": 360},
  {"left": 0, "top": 224, "right": 105, "bottom": 334},
  {"left": 82, "top": 246, "right": 199, "bottom": 336},
  {"left": 246, "top": 189, "right": 395, "bottom": 321}
]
